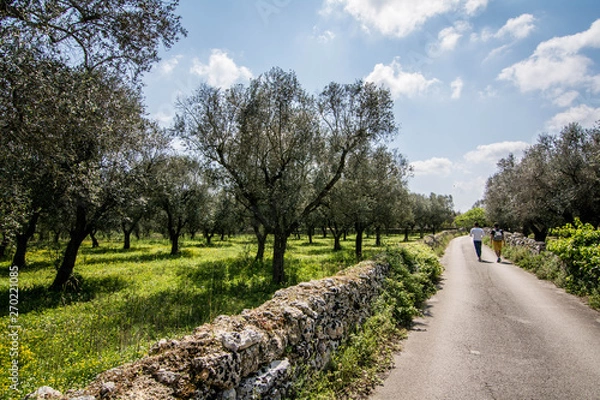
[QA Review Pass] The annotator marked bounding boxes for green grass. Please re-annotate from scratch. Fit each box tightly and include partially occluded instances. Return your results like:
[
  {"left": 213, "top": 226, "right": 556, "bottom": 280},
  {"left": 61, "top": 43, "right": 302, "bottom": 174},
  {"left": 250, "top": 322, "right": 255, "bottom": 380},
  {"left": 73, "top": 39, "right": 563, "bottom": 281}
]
[{"left": 0, "top": 233, "right": 419, "bottom": 398}]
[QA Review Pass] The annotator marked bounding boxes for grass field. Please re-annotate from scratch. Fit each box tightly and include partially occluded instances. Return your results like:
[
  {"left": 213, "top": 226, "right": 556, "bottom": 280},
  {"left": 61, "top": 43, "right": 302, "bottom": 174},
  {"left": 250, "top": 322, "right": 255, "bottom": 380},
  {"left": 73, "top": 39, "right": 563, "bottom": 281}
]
[{"left": 0, "top": 233, "right": 415, "bottom": 398}]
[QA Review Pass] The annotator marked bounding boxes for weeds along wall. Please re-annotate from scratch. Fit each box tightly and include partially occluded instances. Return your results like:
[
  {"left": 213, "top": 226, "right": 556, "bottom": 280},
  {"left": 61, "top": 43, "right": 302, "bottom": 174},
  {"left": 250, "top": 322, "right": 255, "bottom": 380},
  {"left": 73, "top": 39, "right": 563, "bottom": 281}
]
[{"left": 29, "top": 260, "right": 389, "bottom": 400}]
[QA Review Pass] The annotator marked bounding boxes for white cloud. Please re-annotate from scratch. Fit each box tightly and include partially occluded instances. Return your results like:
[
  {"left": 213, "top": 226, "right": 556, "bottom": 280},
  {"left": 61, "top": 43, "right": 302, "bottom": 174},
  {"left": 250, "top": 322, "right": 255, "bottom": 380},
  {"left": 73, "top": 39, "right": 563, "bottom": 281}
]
[
  {"left": 496, "top": 14, "right": 536, "bottom": 40},
  {"left": 473, "top": 13, "right": 535, "bottom": 43},
  {"left": 365, "top": 58, "right": 440, "bottom": 98},
  {"left": 464, "top": 0, "right": 488, "bottom": 15},
  {"left": 498, "top": 19, "right": 600, "bottom": 95},
  {"left": 190, "top": 49, "right": 253, "bottom": 89},
  {"left": 483, "top": 44, "right": 511, "bottom": 62},
  {"left": 536, "top": 19, "right": 600, "bottom": 55},
  {"left": 450, "top": 77, "right": 463, "bottom": 99},
  {"left": 438, "top": 25, "right": 463, "bottom": 51},
  {"left": 463, "top": 141, "right": 530, "bottom": 164},
  {"left": 471, "top": 27, "right": 493, "bottom": 42},
  {"left": 478, "top": 84, "right": 497, "bottom": 99},
  {"left": 321, "top": 0, "right": 481, "bottom": 38},
  {"left": 313, "top": 27, "right": 336, "bottom": 43},
  {"left": 499, "top": 54, "right": 592, "bottom": 92},
  {"left": 158, "top": 55, "right": 183, "bottom": 76},
  {"left": 545, "top": 104, "right": 600, "bottom": 132},
  {"left": 431, "top": 21, "right": 470, "bottom": 55},
  {"left": 410, "top": 157, "right": 454, "bottom": 177},
  {"left": 551, "top": 90, "right": 580, "bottom": 107}
]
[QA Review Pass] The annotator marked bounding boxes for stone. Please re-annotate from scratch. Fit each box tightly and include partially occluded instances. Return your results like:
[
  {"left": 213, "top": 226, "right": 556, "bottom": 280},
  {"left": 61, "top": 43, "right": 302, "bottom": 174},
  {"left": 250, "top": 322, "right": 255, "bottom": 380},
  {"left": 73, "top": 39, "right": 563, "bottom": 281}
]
[
  {"left": 25, "top": 386, "right": 62, "bottom": 399},
  {"left": 220, "top": 329, "right": 263, "bottom": 352},
  {"left": 237, "top": 359, "right": 291, "bottom": 399},
  {"left": 100, "top": 381, "right": 116, "bottom": 397},
  {"left": 154, "top": 369, "right": 180, "bottom": 385}
]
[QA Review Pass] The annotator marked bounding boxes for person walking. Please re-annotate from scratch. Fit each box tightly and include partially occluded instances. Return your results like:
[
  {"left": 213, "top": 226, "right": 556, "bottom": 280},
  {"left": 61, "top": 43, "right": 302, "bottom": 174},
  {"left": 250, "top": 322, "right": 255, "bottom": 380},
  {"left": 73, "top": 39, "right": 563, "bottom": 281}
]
[
  {"left": 469, "top": 222, "right": 485, "bottom": 262},
  {"left": 490, "top": 223, "right": 505, "bottom": 262}
]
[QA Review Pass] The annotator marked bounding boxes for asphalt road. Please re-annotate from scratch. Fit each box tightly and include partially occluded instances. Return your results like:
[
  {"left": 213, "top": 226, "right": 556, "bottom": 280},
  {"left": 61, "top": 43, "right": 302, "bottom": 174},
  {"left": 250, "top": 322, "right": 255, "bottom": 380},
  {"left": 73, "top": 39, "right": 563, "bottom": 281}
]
[{"left": 371, "top": 236, "right": 600, "bottom": 400}]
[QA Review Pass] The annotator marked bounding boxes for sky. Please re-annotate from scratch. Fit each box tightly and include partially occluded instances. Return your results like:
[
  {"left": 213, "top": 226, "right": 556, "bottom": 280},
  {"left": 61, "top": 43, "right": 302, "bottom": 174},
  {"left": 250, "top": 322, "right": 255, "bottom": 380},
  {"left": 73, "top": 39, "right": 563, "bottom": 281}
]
[{"left": 142, "top": 0, "right": 600, "bottom": 212}]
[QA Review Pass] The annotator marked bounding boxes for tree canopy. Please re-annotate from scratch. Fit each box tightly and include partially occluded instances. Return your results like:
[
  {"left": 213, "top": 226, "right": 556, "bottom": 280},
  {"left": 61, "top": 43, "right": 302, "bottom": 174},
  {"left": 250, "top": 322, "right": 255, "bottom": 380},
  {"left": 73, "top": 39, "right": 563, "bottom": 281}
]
[
  {"left": 175, "top": 67, "right": 398, "bottom": 283},
  {"left": 1, "top": 0, "right": 186, "bottom": 80},
  {"left": 484, "top": 122, "right": 600, "bottom": 240}
]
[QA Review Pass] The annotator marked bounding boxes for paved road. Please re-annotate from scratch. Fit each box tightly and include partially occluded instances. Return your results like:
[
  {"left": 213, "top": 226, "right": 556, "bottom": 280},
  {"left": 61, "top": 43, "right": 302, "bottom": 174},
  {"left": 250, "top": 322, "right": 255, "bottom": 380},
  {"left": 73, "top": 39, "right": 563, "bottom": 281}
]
[{"left": 371, "top": 236, "right": 600, "bottom": 400}]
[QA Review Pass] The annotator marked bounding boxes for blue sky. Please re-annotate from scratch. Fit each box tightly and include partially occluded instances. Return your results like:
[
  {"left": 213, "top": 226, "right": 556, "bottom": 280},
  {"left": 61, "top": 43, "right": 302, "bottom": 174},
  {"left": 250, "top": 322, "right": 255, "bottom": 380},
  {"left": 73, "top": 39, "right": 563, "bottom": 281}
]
[{"left": 142, "top": 0, "right": 600, "bottom": 212}]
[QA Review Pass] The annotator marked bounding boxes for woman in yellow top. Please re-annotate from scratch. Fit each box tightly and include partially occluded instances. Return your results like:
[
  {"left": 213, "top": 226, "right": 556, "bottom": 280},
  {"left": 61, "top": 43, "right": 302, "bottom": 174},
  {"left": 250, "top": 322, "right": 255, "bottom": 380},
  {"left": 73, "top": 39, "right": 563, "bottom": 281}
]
[{"left": 490, "top": 223, "right": 504, "bottom": 262}]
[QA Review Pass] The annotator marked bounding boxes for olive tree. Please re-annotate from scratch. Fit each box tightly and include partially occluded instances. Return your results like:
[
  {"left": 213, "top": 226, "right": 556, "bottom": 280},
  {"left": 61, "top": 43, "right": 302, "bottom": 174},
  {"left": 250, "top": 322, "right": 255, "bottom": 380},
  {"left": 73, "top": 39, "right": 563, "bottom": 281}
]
[
  {"left": 324, "top": 146, "right": 410, "bottom": 259},
  {"left": 369, "top": 148, "right": 411, "bottom": 247},
  {"left": 1, "top": 0, "right": 185, "bottom": 269},
  {"left": 176, "top": 68, "right": 397, "bottom": 284},
  {"left": 150, "top": 155, "right": 209, "bottom": 255},
  {"left": 428, "top": 193, "right": 454, "bottom": 234},
  {"left": 50, "top": 71, "right": 151, "bottom": 290},
  {"left": 484, "top": 122, "right": 600, "bottom": 240}
]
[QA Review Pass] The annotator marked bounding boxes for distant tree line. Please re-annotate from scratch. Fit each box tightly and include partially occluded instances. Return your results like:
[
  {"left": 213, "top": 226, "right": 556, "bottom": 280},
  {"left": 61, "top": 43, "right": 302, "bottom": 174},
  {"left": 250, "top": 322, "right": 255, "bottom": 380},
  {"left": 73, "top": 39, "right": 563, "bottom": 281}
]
[
  {"left": 1, "top": 1, "right": 456, "bottom": 289},
  {"left": 483, "top": 122, "right": 600, "bottom": 241}
]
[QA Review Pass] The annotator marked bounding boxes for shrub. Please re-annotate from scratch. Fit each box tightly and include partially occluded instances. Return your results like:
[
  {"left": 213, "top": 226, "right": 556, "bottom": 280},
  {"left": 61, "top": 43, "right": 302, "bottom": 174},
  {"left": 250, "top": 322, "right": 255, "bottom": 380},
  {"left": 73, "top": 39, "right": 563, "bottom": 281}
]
[{"left": 547, "top": 219, "right": 600, "bottom": 295}]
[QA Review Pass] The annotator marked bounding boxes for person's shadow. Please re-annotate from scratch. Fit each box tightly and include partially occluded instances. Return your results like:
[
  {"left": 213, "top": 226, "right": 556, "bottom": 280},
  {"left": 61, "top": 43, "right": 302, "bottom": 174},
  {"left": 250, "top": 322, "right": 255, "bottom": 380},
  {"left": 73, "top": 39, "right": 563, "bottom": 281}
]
[{"left": 481, "top": 259, "right": 512, "bottom": 264}]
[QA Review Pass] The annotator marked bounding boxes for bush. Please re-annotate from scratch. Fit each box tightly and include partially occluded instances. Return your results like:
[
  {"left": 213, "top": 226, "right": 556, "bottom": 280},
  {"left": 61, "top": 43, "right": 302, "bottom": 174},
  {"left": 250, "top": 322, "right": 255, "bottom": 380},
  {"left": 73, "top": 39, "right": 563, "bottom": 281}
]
[{"left": 547, "top": 219, "right": 600, "bottom": 295}]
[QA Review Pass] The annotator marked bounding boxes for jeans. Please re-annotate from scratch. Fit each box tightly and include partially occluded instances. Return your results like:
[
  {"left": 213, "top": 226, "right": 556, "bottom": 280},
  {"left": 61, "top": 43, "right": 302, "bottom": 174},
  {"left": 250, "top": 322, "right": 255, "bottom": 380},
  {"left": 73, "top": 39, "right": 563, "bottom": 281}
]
[{"left": 473, "top": 240, "right": 482, "bottom": 258}]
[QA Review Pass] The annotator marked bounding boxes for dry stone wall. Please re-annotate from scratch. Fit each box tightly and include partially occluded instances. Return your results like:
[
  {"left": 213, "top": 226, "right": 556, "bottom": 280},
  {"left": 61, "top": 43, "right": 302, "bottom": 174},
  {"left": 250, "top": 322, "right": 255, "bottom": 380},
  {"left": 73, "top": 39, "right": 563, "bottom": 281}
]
[
  {"left": 29, "top": 260, "right": 389, "bottom": 400},
  {"left": 497, "top": 231, "right": 546, "bottom": 254}
]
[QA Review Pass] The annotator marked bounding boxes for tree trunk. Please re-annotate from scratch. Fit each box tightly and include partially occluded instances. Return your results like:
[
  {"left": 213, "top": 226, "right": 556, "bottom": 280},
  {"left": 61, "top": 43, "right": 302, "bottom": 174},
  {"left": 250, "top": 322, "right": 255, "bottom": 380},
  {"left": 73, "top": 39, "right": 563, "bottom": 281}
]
[
  {"left": 355, "top": 226, "right": 364, "bottom": 260},
  {"left": 12, "top": 211, "right": 40, "bottom": 267},
  {"left": 170, "top": 232, "right": 179, "bottom": 255},
  {"left": 90, "top": 230, "right": 99, "bottom": 248},
  {"left": 12, "top": 235, "right": 28, "bottom": 268},
  {"left": 403, "top": 227, "right": 410, "bottom": 242},
  {"left": 252, "top": 221, "right": 269, "bottom": 262},
  {"left": 123, "top": 228, "right": 132, "bottom": 250},
  {"left": 328, "top": 222, "right": 343, "bottom": 251},
  {"left": 333, "top": 234, "right": 342, "bottom": 251},
  {"left": 272, "top": 231, "right": 288, "bottom": 284},
  {"left": 122, "top": 216, "right": 142, "bottom": 249},
  {"left": 51, "top": 205, "right": 89, "bottom": 290},
  {"left": 51, "top": 230, "right": 87, "bottom": 290},
  {"left": 530, "top": 225, "right": 548, "bottom": 242},
  {"left": 203, "top": 230, "right": 213, "bottom": 245},
  {"left": 0, "top": 233, "right": 8, "bottom": 258},
  {"left": 375, "top": 226, "right": 382, "bottom": 247},
  {"left": 164, "top": 205, "right": 183, "bottom": 255}
]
